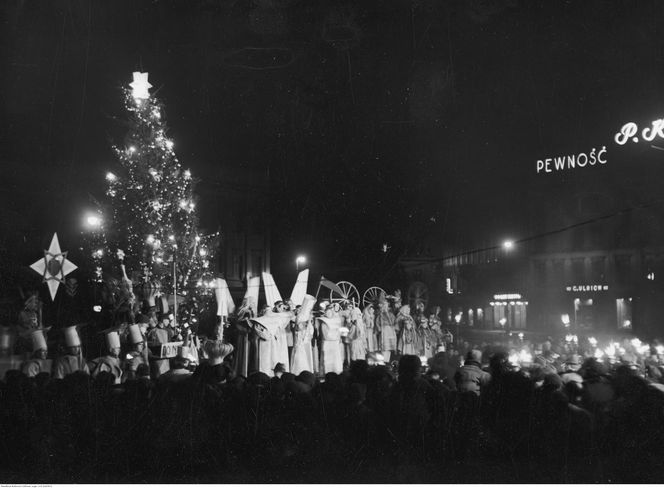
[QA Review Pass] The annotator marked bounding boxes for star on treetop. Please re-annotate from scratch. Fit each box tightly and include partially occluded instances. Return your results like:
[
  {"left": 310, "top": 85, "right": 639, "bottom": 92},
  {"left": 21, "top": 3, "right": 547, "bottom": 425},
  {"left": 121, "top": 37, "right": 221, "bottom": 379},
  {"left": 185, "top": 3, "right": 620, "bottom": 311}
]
[{"left": 130, "top": 71, "right": 152, "bottom": 100}]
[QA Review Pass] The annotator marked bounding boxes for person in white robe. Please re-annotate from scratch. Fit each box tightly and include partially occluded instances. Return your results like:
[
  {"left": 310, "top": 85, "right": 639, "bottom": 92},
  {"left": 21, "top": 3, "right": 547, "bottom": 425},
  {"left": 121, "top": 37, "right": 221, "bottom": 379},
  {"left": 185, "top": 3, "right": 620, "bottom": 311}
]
[
  {"left": 319, "top": 305, "right": 343, "bottom": 374},
  {"left": 290, "top": 295, "right": 316, "bottom": 375}
]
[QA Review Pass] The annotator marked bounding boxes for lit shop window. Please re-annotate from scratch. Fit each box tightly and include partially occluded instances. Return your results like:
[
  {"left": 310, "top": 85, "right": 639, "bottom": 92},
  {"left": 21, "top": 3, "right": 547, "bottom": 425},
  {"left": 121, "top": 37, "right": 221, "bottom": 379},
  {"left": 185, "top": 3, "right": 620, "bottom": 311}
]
[{"left": 616, "top": 298, "right": 633, "bottom": 329}]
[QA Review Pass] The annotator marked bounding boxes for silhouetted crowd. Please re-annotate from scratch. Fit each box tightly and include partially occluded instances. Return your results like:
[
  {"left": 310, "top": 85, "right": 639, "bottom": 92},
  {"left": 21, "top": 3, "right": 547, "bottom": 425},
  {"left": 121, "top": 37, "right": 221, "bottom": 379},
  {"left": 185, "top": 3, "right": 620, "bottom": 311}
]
[{"left": 3, "top": 343, "right": 664, "bottom": 483}]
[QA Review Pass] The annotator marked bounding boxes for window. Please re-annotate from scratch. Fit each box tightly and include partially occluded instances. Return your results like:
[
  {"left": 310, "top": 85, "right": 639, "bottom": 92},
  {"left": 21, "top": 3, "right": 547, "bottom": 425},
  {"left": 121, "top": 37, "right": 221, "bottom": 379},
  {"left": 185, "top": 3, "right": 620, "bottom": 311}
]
[
  {"left": 572, "top": 258, "right": 586, "bottom": 282},
  {"left": 615, "top": 255, "right": 632, "bottom": 284},
  {"left": 553, "top": 260, "right": 565, "bottom": 283},
  {"left": 590, "top": 256, "right": 606, "bottom": 281}
]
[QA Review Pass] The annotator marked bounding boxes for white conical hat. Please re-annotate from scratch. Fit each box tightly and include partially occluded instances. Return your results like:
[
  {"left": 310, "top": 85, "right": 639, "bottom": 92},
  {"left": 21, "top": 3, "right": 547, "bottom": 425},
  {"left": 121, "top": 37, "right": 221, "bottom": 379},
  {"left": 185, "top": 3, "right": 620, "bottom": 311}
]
[
  {"left": 31, "top": 329, "right": 48, "bottom": 352},
  {"left": 297, "top": 294, "right": 317, "bottom": 323},
  {"left": 128, "top": 324, "right": 143, "bottom": 344},
  {"left": 106, "top": 331, "right": 121, "bottom": 349},
  {"left": 63, "top": 326, "right": 81, "bottom": 347}
]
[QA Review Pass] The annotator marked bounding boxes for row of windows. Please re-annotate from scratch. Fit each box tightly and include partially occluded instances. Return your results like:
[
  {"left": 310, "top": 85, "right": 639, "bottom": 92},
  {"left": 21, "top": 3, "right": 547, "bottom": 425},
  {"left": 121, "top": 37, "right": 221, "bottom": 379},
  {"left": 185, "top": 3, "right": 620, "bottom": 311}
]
[{"left": 530, "top": 254, "right": 663, "bottom": 284}]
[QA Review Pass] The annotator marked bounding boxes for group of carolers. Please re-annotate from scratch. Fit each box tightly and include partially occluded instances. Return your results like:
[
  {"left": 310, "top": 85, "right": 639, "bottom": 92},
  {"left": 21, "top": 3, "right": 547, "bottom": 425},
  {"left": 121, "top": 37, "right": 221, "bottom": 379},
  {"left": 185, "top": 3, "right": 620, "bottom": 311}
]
[
  {"left": 232, "top": 293, "right": 454, "bottom": 378},
  {"left": 2, "top": 310, "right": 206, "bottom": 384}
]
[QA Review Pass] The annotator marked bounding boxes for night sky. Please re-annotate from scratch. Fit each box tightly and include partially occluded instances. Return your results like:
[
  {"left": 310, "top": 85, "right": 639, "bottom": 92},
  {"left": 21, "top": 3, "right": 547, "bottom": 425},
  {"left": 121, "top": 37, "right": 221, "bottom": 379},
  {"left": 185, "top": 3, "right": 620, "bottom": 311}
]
[{"left": 4, "top": 0, "right": 664, "bottom": 288}]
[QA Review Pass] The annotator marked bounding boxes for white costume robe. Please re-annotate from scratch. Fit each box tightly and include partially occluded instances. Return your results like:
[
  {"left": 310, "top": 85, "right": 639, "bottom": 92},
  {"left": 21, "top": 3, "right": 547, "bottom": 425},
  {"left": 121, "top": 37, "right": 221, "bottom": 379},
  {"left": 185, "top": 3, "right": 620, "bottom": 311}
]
[
  {"left": 291, "top": 319, "right": 314, "bottom": 375},
  {"left": 319, "top": 317, "right": 343, "bottom": 374},
  {"left": 253, "top": 311, "right": 292, "bottom": 376}
]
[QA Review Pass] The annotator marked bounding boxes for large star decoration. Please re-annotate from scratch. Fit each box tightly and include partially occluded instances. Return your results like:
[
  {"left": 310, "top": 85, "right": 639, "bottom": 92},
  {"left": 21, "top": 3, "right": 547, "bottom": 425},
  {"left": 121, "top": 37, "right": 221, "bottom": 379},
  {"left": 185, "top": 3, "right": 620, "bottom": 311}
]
[
  {"left": 30, "top": 233, "right": 78, "bottom": 301},
  {"left": 129, "top": 71, "right": 152, "bottom": 100}
]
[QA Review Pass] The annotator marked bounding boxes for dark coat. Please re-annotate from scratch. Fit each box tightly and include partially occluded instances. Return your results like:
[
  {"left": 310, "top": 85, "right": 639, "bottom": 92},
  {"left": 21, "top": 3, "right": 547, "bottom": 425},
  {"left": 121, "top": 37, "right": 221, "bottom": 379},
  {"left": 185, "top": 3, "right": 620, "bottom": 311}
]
[{"left": 454, "top": 362, "right": 491, "bottom": 395}]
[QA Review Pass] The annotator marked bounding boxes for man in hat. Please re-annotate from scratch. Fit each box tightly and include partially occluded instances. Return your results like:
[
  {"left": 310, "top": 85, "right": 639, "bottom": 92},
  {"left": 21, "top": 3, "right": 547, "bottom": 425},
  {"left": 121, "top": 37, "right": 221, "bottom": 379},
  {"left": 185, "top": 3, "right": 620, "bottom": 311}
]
[
  {"left": 147, "top": 313, "right": 174, "bottom": 378},
  {"left": 454, "top": 350, "right": 491, "bottom": 396},
  {"left": 21, "top": 328, "right": 51, "bottom": 377},
  {"left": 53, "top": 325, "right": 89, "bottom": 379},
  {"left": 273, "top": 362, "right": 286, "bottom": 379},
  {"left": 90, "top": 330, "right": 123, "bottom": 384},
  {"left": 124, "top": 323, "right": 149, "bottom": 382}
]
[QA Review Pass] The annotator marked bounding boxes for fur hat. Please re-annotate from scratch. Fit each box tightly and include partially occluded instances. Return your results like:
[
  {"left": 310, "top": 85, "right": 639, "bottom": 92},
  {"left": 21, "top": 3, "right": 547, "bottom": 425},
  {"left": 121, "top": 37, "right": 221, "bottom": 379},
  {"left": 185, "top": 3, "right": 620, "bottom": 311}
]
[
  {"left": 128, "top": 324, "right": 144, "bottom": 344},
  {"left": 105, "top": 330, "right": 121, "bottom": 350},
  {"left": 203, "top": 340, "right": 233, "bottom": 360},
  {"left": 0, "top": 327, "right": 14, "bottom": 350},
  {"left": 30, "top": 328, "right": 48, "bottom": 352},
  {"left": 63, "top": 325, "right": 81, "bottom": 347},
  {"left": 466, "top": 349, "right": 482, "bottom": 364}
]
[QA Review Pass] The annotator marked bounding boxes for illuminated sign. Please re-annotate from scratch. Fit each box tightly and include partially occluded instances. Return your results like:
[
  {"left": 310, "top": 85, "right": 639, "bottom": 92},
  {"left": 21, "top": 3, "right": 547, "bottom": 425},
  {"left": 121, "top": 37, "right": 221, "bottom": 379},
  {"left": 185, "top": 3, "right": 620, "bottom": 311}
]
[
  {"left": 446, "top": 278, "right": 453, "bottom": 294},
  {"left": 615, "top": 119, "right": 664, "bottom": 145},
  {"left": 536, "top": 147, "right": 607, "bottom": 174},
  {"left": 493, "top": 293, "right": 522, "bottom": 300},
  {"left": 565, "top": 285, "right": 609, "bottom": 292}
]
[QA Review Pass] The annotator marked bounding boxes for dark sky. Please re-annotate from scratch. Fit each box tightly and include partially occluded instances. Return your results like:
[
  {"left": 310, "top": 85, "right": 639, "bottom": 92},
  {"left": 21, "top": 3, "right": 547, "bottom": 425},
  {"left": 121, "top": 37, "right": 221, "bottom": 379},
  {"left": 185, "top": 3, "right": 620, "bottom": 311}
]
[{"left": 4, "top": 0, "right": 664, "bottom": 286}]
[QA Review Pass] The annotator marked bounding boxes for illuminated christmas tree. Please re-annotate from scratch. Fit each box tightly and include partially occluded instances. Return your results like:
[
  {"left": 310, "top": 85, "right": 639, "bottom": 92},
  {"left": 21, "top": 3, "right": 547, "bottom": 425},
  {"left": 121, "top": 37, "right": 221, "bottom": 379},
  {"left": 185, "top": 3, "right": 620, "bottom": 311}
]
[{"left": 88, "top": 72, "right": 218, "bottom": 324}]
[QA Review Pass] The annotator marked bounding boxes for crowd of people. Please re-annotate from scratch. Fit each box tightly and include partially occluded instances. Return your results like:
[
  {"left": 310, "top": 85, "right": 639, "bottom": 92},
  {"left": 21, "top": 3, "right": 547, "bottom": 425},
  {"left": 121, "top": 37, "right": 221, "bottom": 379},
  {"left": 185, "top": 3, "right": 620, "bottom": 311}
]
[{"left": 3, "top": 293, "right": 664, "bottom": 482}]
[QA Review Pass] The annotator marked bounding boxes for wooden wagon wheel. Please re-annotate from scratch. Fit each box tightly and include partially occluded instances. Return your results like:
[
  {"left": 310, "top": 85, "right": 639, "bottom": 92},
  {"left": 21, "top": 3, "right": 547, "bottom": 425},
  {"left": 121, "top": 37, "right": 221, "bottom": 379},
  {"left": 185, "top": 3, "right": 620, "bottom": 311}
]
[
  {"left": 408, "top": 281, "right": 429, "bottom": 309},
  {"left": 362, "top": 286, "right": 386, "bottom": 307},
  {"left": 330, "top": 280, "right": 360, "bottom": 306}
]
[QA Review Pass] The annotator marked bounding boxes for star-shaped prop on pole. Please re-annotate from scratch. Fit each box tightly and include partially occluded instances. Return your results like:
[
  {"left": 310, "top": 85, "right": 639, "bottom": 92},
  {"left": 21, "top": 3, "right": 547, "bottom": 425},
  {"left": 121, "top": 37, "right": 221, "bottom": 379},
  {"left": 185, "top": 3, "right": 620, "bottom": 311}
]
[
  {"left": 30, "top": 233, "right": 78, "bottom": 301},
  {"left": 130, "top": 71, "right": 152, "bottom": 100}
]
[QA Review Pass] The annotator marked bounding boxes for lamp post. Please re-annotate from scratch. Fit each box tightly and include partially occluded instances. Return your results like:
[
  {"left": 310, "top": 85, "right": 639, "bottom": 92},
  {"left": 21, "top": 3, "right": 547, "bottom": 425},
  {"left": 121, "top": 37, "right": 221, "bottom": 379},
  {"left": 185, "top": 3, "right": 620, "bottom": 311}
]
[{"left": 296, "top": 255, "right": 306, "bottom": 271}]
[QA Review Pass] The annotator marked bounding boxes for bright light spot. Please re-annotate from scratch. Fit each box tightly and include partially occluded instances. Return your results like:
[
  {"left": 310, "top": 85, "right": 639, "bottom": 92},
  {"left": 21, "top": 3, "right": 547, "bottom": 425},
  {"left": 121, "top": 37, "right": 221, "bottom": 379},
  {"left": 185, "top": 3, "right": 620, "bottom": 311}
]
[
  {"left": 623, "top": 319, "right": 632, "bottom": 328},
  {"left": 199, "top": 248, "right": 207, "bottom": 257},
  {"left": 296, "top": 255, "right": 306, "bottom": 265},
  {"left": 106, "top": 172, "right": 117, "bottom": 182},
  {"left": 166, "top": 140, "right": 174, "bottom": 149},
  {"left": 86, "top": 214, "right": 102, "bottom": 228},
  {"left": 565, "top": 334, "right": 574, "bottom": 343},
  {"left": 594, "top": 348, "right": 604, "bottom": 359},
  {"left": 155, "top": 257, "right": 163, "bottom": 263},
  {"left": 184, "top": 169, "right": 191, "bottom": 179},
  {"left": 189, "top": 202, "right": 195, "bottom": 210},
  {"left": 631, "top": 338, "right": 642, "bottom": 348},
  {"left": 455, "top": 313, "right": 463, "bottom": 324},
  {"left": 92, "top": 249, "right": 103, "bottom": 259},
  {"left": 657, "top": 345, "right": 664, "bottom": 355},
  {"left": 129, "top": 146, "right": 136, "bottom": 153},
  {"left": 169, "top": 235, "right": 175, "bottom": 241},
  {"left": 518, "top": 332, "right": 524, "bottom": 340},
  {"left": 561, "top": 314, "right": 570, "bottom": 326},
  {"left": 503, "top": 240, "right": 514, "bottom": 250},
  {"left": 179, "top": 200, "right": 187, "bottom": 209},
  {"left": 588, "top": 336, "right": 597, "bottom": 347},
  {"left": 519, "top": 350, "right": 532, "bottom": 364},
  {"left": 498, "top": 317, "right": 506, "bottom": 326},
  {"left": 93, "top": 305, "right": 102, "bottom": 312},
  {"left": 196, "top": 279, "right": 203, "bottom": 287},
  {"left": 605, "top": 344, "right": 616, "bottom": 357},
  {"left": 195, "top": 235, "right": 201, "bottom": 242},
  {"left": 146, "top": 235, "right": 155, "bottom": 244}
]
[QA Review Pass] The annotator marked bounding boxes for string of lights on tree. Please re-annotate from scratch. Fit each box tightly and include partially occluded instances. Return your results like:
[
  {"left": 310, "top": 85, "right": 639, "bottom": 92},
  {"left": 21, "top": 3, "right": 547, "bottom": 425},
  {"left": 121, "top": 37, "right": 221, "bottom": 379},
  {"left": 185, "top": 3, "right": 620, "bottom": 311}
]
[{"left": 86, "top": 72, "right": 220, "bottom": 323}]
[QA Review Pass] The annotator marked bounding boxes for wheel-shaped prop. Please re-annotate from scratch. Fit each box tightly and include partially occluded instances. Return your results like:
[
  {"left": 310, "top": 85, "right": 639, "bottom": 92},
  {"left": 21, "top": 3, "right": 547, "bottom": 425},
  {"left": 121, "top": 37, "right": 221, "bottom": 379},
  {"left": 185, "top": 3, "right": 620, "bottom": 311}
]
[
  {"left": 408, "top": 281, "right": 429, "bottom": 310},
  {"left": 330, "top": 280, "right": 360, "bottom": 306},
  {"left": 362, "top": 286, "right": 386, "bottom": 308}
]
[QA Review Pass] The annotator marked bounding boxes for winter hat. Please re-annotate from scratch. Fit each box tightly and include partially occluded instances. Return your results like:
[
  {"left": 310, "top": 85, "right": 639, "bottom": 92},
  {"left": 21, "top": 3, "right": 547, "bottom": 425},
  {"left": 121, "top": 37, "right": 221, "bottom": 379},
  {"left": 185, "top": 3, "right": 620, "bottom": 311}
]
[
  {"left": 30, "top": 329, "right": 48, "bottom": 352},
  {"left": 466, "top": 349, "right": 483, "bottom": 364},
  {"left": 128, "top": 324, "right": 144, "bottom": 344},
  {"left": 273, "top": 362, "right": 286, "bottom": 374},
  {"left": 203, "top": 340, "right": 233, "bottom": 360},
  {"left": 63, "top": 326, "right": 81, "bottom": 347}
]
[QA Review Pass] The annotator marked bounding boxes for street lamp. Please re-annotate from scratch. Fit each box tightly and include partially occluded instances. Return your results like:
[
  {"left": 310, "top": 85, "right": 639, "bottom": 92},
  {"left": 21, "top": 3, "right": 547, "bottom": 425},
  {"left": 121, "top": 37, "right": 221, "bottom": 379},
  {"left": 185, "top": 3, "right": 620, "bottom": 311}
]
[
  {"left": 296, "top": 255, "right": 306, "bottom": 271},
  {"left": 503, "top": 240, "right": 514, "bottom": 250},
  {"left": 454, "top": 312, "right": 462, "bottom": 346}
]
